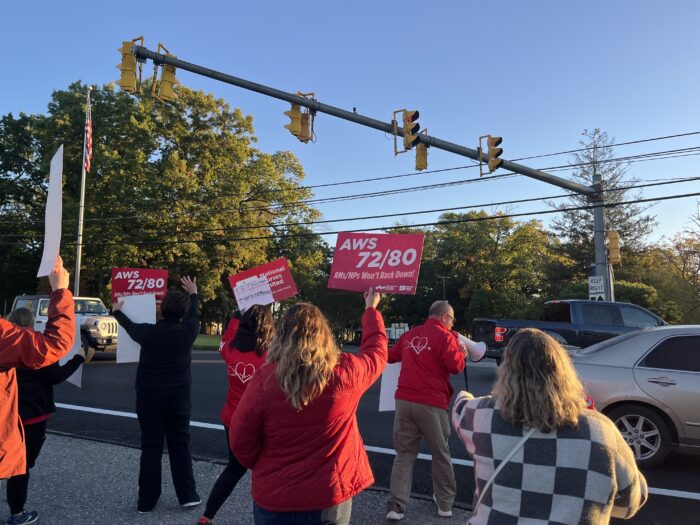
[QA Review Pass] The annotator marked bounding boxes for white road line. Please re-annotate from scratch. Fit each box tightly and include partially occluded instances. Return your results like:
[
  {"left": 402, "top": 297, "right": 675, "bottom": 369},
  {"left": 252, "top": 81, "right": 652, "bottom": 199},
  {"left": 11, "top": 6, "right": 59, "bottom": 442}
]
[{"left": 55, "top": 403, "right": 700, "bottom": 502}]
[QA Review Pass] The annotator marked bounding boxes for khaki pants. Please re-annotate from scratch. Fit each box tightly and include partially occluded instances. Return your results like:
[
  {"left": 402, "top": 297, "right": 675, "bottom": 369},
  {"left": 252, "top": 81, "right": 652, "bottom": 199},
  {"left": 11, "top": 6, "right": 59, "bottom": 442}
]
[{"left": 387, "top": 399, "right": 456, "bottom": 514}]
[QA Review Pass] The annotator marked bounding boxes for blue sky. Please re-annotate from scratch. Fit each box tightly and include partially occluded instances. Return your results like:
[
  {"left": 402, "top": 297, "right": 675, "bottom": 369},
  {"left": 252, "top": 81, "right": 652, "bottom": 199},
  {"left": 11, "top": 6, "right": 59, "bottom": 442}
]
[{"left": 3, "top": 1, "right": 700, "bottom": 245}]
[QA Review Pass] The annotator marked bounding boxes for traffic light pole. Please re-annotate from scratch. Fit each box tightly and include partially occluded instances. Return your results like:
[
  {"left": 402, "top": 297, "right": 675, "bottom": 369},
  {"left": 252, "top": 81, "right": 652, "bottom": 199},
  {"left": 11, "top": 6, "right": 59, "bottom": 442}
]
[{"left": 131, "top": 45, "right": 612, "bottom": 299}]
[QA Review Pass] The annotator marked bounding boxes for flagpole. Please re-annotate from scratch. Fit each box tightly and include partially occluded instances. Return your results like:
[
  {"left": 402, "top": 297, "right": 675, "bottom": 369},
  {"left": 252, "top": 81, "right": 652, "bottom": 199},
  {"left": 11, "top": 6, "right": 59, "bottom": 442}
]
[{"left": 74, "top": 86, "right": 91, "bottom": 296}]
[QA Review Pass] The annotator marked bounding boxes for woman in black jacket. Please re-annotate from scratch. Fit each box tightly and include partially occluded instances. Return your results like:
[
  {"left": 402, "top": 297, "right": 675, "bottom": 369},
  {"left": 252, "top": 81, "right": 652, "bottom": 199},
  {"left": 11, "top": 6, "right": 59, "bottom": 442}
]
[
  {"left": 113, "top": 276, "right": 201, "bottom": 514},
  {"left": 5, "top": 308, "right": 85, "bottom": 525}
]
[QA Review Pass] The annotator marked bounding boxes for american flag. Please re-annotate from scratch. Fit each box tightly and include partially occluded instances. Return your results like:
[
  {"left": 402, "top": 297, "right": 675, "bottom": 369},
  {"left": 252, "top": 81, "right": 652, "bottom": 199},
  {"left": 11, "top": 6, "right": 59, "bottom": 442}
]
[{"left": 84, "top": 91, "right": 93, "bottom": 172}]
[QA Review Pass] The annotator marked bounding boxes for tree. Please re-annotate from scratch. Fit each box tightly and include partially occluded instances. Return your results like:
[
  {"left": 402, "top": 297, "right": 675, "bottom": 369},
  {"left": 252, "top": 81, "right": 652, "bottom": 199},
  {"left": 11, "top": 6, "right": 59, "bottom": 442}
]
[
  {"left": 0, "top": 82, "right": 323, "bottom": 323},
  {"left": 549, "top": 129, "right": 657, "bottom": 280}
]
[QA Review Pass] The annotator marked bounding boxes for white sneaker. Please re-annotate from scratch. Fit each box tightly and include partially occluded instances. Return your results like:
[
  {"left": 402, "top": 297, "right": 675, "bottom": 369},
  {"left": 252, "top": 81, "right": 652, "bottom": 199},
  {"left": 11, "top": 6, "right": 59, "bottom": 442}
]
[
  {"left": 181, "top": 499, "right": 202, "bottom": 508},
  {"left": 433, "top": 494, "right": 453, "bottom": 518},
  {"left": 386, "top": 510, "right": 405, "bottom": 521}
]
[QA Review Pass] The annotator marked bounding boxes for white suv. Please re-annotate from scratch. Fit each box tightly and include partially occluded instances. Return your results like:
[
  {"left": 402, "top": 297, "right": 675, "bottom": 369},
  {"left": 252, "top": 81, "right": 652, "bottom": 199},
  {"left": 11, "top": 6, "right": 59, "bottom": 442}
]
[{"left": 12, "top": 295, "right": 118, "bottom": 361}]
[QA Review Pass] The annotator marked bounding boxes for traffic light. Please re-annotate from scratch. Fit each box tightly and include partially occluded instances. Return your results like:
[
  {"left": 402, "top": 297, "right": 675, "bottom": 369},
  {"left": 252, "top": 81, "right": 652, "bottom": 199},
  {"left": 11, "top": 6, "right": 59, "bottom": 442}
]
[
  {"left": 284, "top": 104, "right": 302, "bottom": 137},
  {"left": 487, "top": 135, "right": 503, "bottom": 172},
  {"left": 117, "top": 41, "right": 138, "bottom": 93},
  {"left": 299, "top": 111, "right": 312, "bottom": 143},
  {"left": 607, "top": 230, "right": 621, "bottom": 264},
  {"left": 157, "top": 57, "right": 178, "bottom": 102},
  {"left": 402, "top": 110, "right": 420, "bottom": 150},
  {"left": 415, "top": 143, "right": 428, "bottom": 171}
]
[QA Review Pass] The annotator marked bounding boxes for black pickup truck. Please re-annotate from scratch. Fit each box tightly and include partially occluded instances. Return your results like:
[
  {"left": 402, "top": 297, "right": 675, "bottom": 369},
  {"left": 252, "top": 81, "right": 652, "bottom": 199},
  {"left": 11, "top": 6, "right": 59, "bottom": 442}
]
[{"left": 471, "top": 299, "right": 667, "bottom": 363}]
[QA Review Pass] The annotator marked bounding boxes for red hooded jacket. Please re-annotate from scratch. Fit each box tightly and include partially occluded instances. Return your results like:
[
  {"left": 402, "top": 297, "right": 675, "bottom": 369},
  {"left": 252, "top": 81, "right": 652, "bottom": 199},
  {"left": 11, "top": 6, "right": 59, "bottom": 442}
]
[
  {"left": 230, "top": 307, "right": 387, "bottom": 512},
  {"left": 0, "top": 289, "right": 75, "bottom": 478},
  {"left": 219, "top": 317, "right": 267, "bottom": 426},
  {"left": 388, "top": 317, "right": 465, "bottom": 410}
]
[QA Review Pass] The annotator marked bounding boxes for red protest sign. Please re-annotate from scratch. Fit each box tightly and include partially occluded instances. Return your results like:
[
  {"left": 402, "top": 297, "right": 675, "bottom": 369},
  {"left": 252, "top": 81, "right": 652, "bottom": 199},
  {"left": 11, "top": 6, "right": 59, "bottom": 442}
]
[
  {"left": 228, "top": 258, "right": 298, "bottom": 303},
  {"left": 328, "top": 232, "right": 424, "bottom": 294},
  {"left": 111, "top": 268, "right": 168, "bottom": 303}
]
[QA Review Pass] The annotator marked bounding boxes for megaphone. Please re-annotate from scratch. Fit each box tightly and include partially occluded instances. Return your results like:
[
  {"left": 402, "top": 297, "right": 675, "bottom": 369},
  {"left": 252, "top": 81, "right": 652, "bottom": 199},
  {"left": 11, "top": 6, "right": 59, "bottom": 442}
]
[{"left": 457, "top": 333, "right": 487, "bottom": 362}]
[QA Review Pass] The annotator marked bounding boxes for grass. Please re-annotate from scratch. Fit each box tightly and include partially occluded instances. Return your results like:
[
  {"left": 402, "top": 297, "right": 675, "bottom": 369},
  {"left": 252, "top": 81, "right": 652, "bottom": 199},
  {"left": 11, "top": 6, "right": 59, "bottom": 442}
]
[{"left": 193, "top": 334, "right": 221, "bottom": 350}]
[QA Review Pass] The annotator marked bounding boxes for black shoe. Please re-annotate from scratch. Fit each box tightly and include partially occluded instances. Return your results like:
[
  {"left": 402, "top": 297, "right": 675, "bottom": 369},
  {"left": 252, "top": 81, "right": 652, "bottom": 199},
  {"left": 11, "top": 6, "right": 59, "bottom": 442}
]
[{"left": 6, "top": 511, "right": 39, "bottom": 525}]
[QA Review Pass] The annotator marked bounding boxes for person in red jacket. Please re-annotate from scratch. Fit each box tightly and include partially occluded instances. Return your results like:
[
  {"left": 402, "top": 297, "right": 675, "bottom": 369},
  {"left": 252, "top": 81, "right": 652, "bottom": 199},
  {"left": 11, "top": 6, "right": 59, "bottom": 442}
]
[
  {"left": 386, "top": 300, "right": 466, "bottom": 521},
  {"left": 0, "top": 256, "right": 75, "bottom": 483},
  {"left": 198, "top": 304, "right": 274, "bottom": 525},
  {"left": 230, "top": 288, "right": 386, "bottom": 525},
  {"left": 5, "top": 307, "right": 85, "bottom": 525}
]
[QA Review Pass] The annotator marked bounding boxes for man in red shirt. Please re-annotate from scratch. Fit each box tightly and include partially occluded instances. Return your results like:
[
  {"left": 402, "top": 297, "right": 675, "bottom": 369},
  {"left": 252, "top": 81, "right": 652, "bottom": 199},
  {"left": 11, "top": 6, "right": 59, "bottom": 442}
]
[{"left": 386, "top": 300, "right": 466, "bottom": 521}]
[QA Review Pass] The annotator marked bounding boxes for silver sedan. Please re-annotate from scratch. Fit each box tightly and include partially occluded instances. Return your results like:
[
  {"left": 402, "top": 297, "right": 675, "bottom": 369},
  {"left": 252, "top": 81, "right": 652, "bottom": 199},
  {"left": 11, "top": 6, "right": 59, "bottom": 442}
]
[{"left": 572, "top": 325, "right": 700, "bottom": 468}]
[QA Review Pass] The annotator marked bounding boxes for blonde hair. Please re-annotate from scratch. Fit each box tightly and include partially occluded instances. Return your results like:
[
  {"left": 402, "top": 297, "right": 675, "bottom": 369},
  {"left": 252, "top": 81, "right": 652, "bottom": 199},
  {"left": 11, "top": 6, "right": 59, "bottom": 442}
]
[
  {"left": 493, "top": 328, "right": 585, "bottom": 432},
  {"left": 266, "top": 303, "right": 340, "bottom": 411}
]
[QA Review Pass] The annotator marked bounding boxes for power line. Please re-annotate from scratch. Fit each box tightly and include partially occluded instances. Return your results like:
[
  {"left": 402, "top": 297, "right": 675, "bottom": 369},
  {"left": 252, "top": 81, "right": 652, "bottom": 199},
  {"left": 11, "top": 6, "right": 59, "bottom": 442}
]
[
  {"left": 3, "top": 189, "right": 699, "bottom": 248},
  {"left": 5, "top": 173, "right": 700, "bottom": 239},
  {"left": 3, "top": 140, "right": 700, "bottom": 227},
  {"left": 6, "top": 174, "right": 694, "bottom": 240}
]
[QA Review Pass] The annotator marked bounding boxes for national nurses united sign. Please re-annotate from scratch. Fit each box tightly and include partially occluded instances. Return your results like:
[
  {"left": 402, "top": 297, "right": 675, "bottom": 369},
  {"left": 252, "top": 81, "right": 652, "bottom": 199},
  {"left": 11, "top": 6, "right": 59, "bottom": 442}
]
[{"left": 328, "top": 232, "right": 424, "bottom": 294}]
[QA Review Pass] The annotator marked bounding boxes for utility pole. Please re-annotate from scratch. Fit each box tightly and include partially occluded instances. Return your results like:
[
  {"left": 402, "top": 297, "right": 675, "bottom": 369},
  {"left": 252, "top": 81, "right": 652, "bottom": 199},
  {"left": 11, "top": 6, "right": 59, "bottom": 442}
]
[
  {"left": 437, "top": 275, "right": 451, "bottom": 301},
  {"left": 129, "top": 45, "right": 612, "bottom": 300}
]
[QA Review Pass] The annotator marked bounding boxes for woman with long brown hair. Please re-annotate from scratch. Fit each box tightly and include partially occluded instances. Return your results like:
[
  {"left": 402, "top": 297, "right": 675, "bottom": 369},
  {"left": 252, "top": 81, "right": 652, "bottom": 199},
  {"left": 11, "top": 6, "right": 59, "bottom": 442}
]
[
  {"left": 452, "top": 328, "right": 647, "bottom": 524},
  {"left": 230, "top": 289, "right": 386, "bottom": 525},
  {"left": 198, "top": 304, "right": 274, "bottom": 524}
]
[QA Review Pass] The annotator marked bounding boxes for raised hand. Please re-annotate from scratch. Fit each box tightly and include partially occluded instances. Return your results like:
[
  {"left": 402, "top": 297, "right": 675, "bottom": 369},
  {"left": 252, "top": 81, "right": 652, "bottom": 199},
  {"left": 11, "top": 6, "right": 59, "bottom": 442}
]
[
  {"left": 364, "top": 287, "right": 382, "bottom": 309},
  {"left": 49, "top": 255, "right": 70, "bottom": 291},
  {"left": 181, "top": 276, "right": 198, "bottom": 295}
]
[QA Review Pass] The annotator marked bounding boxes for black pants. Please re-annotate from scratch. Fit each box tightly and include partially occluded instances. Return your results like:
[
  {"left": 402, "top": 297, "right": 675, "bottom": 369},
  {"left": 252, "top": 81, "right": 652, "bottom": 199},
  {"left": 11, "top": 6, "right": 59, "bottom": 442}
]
[
  {"left": 203, "top": 426, "right": 247, "bottom": 519},
  {"left": 6, "top": 420, "right": 48, "bottom": 515},
  {"left": 135, "top": 391, "right": 199, "bottom": 511}
]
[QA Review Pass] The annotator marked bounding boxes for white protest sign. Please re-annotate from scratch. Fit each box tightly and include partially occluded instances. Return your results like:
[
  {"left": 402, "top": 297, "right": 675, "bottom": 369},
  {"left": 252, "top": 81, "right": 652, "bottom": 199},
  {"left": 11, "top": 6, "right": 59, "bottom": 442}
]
[
  {"left": 37, "top": 146, "right": 64, "bottom": 276},
  {"left": 59, "top": 318, "right": 83, "bottom": 387},
  {"left": 378, "top": 362, "right": 401, "bottom": 412},
  {"left": 117, "top": 294, "right": 156, "bottom": 363},
  {"left": 233, "top": 276, "right": 274, "bottom": 311}
]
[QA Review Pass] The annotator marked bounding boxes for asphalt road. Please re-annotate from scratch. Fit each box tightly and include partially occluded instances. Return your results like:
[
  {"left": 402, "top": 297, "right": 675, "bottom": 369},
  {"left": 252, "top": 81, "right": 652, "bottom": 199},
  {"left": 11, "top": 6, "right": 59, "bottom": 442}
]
[{"left": 51, "top": 348, "right": 700, "bottom": 524}]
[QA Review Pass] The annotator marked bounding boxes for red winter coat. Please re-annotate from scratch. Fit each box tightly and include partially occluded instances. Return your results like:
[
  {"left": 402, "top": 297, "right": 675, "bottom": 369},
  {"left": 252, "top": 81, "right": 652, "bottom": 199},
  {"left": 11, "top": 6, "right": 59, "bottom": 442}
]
[
  {"left": 388, "top": 317, "right": 465, "bottom": 410},
  {"left": 230, "top": 307, "right": 387, "bottom": 512},
  {"left": 219, "top": 317, "right": 267, "bottom": 426},
  {"left": 0, "top": 289, "right": 75, "bottom": 478}
]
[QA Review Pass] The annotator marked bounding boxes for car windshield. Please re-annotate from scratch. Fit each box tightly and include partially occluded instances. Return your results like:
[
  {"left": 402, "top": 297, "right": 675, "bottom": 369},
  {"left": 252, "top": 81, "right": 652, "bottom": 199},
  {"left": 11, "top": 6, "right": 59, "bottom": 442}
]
[
  {"left": 75, "top": 299, "right": 108, "bottom": 315},
  {"left": 578, "top": 328, "right": 651, "bottom": 354}
]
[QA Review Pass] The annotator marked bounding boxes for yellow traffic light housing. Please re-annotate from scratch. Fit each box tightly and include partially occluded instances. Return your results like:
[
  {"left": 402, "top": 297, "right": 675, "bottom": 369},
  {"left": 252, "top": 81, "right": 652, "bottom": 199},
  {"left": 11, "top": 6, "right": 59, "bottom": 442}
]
[
  {"left": 415, "top": 129, "right": 429, "bottom": 171},
  {"left": 117, "top": 37, "right": 144, "bottom": 93},
  {"left": 158, "top": 60, "right": 178, "bottom": 102},
  {"left": 487, "top": 135, "right": 503, "bottom": 172},
  {"left": 299, "top": 112, "right": 312, "bottom": 143},
  {"left": 607, "top": 230, "right": 621, "bottom": 264},
  {"left": 402, "top": 110, "right": 420, "bottom": 150},
  {"left": 284, "top": 104, "right": 302, "bottom": 136},
  {"left": 393, "top": 109, "right": 422, "bottom": 156}
]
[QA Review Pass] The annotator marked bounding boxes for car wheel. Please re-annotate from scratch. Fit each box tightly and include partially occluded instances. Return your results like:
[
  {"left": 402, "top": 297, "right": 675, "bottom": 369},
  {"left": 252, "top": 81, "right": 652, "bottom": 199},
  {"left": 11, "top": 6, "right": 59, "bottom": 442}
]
[
  {"left": 607, "top": 405, "right": 673, "bottom": 468},
  {"left": 81, "top": 335, "right": 96, "bottom": 363}
]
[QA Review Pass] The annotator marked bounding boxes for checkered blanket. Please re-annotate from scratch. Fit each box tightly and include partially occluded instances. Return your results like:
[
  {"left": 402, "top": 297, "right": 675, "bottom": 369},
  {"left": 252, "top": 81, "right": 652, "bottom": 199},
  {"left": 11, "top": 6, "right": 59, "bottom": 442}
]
[{"left": 452, "top": 392, "right": 648, "bottom": 524}]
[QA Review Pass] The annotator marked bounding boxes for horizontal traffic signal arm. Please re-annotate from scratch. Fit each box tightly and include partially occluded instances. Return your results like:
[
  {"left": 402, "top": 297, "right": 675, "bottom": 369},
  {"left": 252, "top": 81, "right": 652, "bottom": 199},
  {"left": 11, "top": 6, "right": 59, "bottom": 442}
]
[{"left": 130, "top": 45, "right": 592, "bottom": 197}]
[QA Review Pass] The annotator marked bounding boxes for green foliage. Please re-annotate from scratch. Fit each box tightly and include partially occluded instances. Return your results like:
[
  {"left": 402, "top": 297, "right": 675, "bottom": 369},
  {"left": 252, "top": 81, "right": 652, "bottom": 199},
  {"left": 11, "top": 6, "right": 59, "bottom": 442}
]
[{"left": 0, "top": 82, "right": 320, "bottom": 322}]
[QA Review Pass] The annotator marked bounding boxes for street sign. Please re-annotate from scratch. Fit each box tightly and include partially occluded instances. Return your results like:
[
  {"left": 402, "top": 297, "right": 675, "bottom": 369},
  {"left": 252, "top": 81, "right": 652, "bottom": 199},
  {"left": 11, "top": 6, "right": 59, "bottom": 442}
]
[
  {"left": 588, "top": 276, "right": 605, "bottom": 295},
  {"left": 589, "top": 294, "right": 605, "bottom": 301}
]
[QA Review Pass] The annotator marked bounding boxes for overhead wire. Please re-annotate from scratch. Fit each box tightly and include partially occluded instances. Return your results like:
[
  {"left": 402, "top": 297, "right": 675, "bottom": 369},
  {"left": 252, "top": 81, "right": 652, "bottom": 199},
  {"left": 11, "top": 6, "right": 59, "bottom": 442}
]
[
  {"left": 3, "top": 174, "right": 695, "bottom": 240},
  {"left": 3, "top": 189, "right": 700, "bottom": 247}
]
